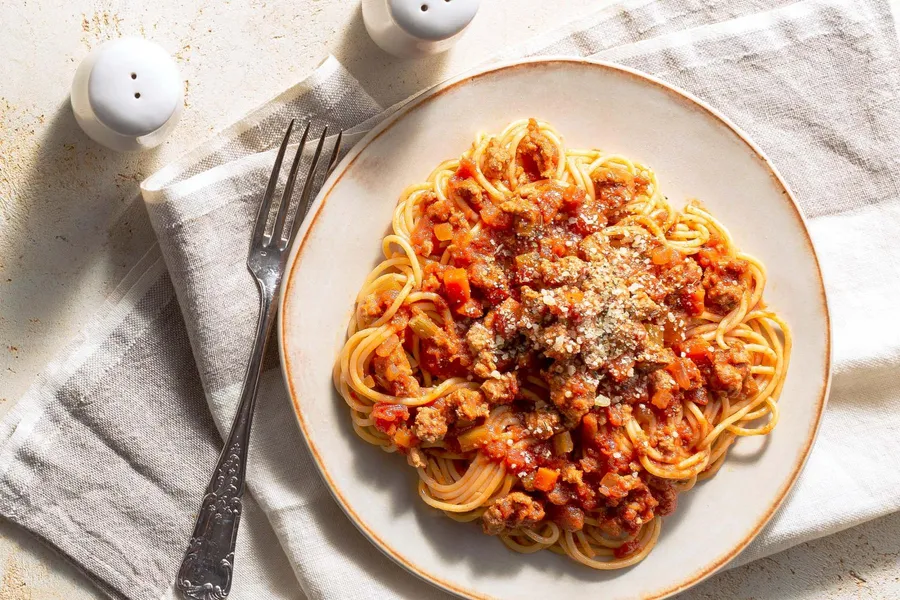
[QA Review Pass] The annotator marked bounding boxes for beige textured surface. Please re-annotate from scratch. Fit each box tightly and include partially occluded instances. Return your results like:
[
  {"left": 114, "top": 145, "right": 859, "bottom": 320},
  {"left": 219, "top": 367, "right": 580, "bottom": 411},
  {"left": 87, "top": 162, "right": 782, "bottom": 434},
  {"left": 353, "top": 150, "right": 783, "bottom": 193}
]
[{"left": 0, "top": 1, "right": 898, "bottom": 598}]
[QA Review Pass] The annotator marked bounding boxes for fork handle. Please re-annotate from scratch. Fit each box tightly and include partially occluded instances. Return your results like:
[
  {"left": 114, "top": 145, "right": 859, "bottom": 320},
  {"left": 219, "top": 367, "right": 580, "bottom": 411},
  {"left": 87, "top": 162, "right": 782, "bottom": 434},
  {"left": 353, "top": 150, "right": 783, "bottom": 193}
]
[{"left": 176, "top": 286, "right": 276, "bottom": 600}]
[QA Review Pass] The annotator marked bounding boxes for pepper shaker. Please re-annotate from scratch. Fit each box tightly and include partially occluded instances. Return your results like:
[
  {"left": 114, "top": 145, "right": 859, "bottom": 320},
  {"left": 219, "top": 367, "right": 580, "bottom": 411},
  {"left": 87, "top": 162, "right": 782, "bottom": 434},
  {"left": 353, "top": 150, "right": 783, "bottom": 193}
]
[
  {"left": 362, "top": 0, "right": 481, "bottom": 58},
  {"left": 71, "top": 37, "right": 183, "bottom": 152}
]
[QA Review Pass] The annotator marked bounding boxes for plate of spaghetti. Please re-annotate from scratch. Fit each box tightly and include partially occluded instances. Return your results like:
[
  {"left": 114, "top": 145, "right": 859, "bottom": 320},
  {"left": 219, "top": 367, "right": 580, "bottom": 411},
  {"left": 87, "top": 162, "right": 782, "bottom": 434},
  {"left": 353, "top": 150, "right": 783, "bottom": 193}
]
[{"left": 279, "top": 58, "right": 830, "bottom": 600}]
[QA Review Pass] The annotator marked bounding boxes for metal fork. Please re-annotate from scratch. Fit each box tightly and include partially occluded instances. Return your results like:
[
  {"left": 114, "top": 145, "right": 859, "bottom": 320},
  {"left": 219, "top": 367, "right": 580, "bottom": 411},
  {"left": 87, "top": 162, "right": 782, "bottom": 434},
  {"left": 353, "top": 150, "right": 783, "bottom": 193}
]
[{"left": 176, "top": 120, "right": 342, "bottom": 600}]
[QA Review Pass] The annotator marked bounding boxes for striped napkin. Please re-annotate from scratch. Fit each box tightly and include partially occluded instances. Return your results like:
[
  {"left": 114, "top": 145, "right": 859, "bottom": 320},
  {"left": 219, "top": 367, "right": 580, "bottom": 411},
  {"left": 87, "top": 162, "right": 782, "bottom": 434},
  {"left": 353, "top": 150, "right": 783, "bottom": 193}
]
[{"left": 1, "top": 0, "right": 899, "bottom": 598}]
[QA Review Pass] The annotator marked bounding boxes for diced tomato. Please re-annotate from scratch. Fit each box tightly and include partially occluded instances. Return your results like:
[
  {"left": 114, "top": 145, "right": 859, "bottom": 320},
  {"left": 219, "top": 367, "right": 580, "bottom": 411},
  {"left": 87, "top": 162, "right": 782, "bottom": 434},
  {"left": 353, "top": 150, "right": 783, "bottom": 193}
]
[
  {"left": 677, "top": 420, "right": 694, "bottom": 443},
  {"left": 533, "top": 467, "right": 560, "bottom": 492},
  {"left": 456, "top": 156, "right": 478, "bottom": 180},
  {"left": 419, "top": 340, "right": 470, "bottom": 379},
  {"left": 536, "top": 184, "right": 564, "bottom": 222},
  {"left": 410, "top": 216, "right": 439, "bottom": 256},
  {"left": 614, "top": 538, "right": 643, "bottom": 559},
  {"left": 696, "top": 247, "right": 722, "bottom": 268},
  {"left": 479, "top": 203, "right": 513, "bottom": 230},
  {"left": 371, "top": 403, "right": 410, "bottom": 434},
  {"left": 443, "top": 268, "right": 471, "bottom": 309},
  {"left": 506, "top": 446, "right": 537, "bottom": 473},
  {"left": 684, "top": 387, "right": 709, "bottom": 406},
  {"left": 562, "top": 183, "right": 586, "bottom": 211},
  {"left": 542, "top": 235, "right": 568, "bottom": 257},
  {"left": 482, "top": 439, "right": 508, "bottom": 461}
]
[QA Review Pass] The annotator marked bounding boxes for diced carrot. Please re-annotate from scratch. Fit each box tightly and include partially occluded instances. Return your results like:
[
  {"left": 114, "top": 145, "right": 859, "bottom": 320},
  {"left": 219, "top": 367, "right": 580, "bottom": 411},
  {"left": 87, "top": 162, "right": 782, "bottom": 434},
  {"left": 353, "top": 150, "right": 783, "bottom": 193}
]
[
  {"left": 533, "top": 467, "right": 559, "bottom": 492},
  {"left": 434, "top": 222, "right": 453, "bottom": 241},
  {"left": 666, "top": 359, "right": 692, "bottom": 389},
  {"left": 392, "top": 427, "right": 415, "bottom": 449},
  {"left": 582, "top": 413, "right": 599, "bottom": 442},
  {"left": 680, "top": 337, "right": 711, "bottom": 362},
  {"left": 650, "top": 389, "right": 673, "bottom": 410},
  {"left": 651, "top": 246, "right": 681, "bottom": 265},
  {"left": 684, "top": 286, "right": 705, "bottom": 316},
  {"left": 443, "top": 268, "right": 471, "bottom": 308}
]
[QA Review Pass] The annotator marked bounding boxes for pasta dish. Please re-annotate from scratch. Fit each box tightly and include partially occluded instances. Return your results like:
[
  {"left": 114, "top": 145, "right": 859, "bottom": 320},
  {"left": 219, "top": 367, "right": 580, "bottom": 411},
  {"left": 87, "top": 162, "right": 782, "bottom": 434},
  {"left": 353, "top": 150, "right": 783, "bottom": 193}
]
[{"left": 334, "top": 119, "right": 790, "bottom": 569}]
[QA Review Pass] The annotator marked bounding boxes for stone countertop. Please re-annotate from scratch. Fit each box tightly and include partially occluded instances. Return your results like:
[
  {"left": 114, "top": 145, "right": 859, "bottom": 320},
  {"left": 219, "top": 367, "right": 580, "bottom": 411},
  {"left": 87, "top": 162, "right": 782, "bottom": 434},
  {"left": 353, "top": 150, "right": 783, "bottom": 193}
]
[{"left": 1, "top": 1, "right": 898, "bottom": 598}]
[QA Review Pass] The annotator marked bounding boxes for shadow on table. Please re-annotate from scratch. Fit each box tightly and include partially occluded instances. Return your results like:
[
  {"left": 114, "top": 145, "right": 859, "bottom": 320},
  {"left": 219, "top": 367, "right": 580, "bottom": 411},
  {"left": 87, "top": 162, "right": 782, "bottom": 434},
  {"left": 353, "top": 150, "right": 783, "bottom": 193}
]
[
  {"left": 3, "top": 98, "right": 158, "bottom": 335},
  {"left": 331, "top": 4, "right": 451, "bottom": 107}
]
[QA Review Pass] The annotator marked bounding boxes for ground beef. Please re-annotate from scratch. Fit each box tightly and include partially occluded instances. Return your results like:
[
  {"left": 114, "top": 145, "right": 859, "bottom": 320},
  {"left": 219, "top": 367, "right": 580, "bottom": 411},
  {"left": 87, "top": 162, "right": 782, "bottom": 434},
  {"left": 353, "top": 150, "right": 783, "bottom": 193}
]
[
  {"left": 636, "top": 344, "right": 675, "bottom": 373},
  {"left": 407, "top": 447, "right": 427, "bottom": 468},
  {"left": 467, "top": 259, "right": 510, "bottom": 305},
  {"left": 481, "top": 372, "right": 519, "bottom": 404},
  {"left": 577, "top": 231, "right": 612, "bottom": 262},
  {"left": 499, "top": 195, "right": 542, "bottom": 237},
  {"left": 646, "top": 477, "right": 678, "bottom": 517},
  {"left": 538, "top": 322, "right": 579, "bottom": 362},
  {"left": 414, "top": 405, "right": 449, "bottom": 443},
  {"left": 447, "top": 388, "right": 490, "bottom": 421},
  {"left": 372, "top": 334, "right": 421, "bottom": 397},
  {"left": 709, "top": 342, "right": 752, "bottom": 397},
  {"left": 448, "top": 176, "right": 485, "bottom": 216},
  {"left": 482, "top": 138, "right": 511, "bottom": 181},
  {"left": 545, "top": 369, "right": 598, "bottom": 425},
  {"left": 703, "top": 256, "right": 749, "bottom": 315},
  {"left": 595, "top": 484, "right": 658, "bottom": 537},
  {"left": 357, "top": 289, "right": 399, "bottom": 322},
  {"left": 465, "top": 322, "right": 498, "bottom": 379},
  {"left": 649, "top": 369, "right": 678, "bottom": 410},
  {"left": 561, "top": 464, "right": 584, "bottom": 486},
  {"left": 482, "top": 492, "right": 545, "bottom": 535},
  {"left": 515, "top": 119, "right": 559, "bottom": 183},
  {"left": 548, "top": 504, "right": 585, "bottom": 532},
  {"left": 523, "top": 406, "right": 563, "bottom": 440},
  {"left": 591, "top": 165, "right": 635, "bottom": 213},
  {"left": 539, "top": 255, "right": 586, "bottom": 287}
]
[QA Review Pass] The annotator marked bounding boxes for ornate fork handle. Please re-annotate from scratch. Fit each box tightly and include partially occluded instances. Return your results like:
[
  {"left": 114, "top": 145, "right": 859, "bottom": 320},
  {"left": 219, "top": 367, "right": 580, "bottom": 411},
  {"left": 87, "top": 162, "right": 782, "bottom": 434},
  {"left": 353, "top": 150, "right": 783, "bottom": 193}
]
[
  {"left": 177, "top": 289, "right": 277, "bottom": 600},
  {"left": 176, "top": 120, "right": 339, "bottom": 600}
]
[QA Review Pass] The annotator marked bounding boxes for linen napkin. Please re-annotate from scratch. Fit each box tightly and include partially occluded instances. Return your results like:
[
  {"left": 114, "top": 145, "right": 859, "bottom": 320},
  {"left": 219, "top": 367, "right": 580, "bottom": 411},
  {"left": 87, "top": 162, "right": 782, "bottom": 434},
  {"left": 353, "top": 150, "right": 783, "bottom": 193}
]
[{"left": 2, "top": 1, "right": 900, "bottom": 599}]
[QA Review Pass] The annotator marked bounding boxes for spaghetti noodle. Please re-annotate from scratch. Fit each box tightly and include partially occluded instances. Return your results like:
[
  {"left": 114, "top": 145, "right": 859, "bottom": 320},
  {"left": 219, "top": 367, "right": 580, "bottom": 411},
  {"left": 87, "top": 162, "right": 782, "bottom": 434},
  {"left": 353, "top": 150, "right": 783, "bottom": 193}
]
[{"left": 334, "top": 119, "right": 791, "bottom": 569}]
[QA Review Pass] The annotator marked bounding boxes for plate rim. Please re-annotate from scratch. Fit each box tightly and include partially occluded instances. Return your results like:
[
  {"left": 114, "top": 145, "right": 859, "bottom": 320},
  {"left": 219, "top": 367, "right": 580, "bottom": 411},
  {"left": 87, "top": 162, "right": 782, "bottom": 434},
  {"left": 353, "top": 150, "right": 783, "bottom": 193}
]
[{"left": 278, "top": 56, "right": 833, "bottom": 600}]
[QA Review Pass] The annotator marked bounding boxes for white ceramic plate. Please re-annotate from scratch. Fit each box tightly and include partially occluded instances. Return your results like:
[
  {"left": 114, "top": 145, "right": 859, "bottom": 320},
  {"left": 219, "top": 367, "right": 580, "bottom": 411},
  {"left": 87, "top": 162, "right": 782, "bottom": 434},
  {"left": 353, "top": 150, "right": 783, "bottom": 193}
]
[{"left": 278, "top": 58, "right": 831, "bottom": 600}]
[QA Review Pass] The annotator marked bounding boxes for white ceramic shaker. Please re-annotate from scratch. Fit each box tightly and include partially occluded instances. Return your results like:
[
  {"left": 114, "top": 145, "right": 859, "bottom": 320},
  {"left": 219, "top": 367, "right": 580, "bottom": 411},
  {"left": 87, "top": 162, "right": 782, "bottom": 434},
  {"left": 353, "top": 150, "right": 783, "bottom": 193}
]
[
  {"left": 362, "top": 0, "right": 481, "bottom": 58},
  {"left": 71, "top": 37, "right": 183, "bottom": 152}
]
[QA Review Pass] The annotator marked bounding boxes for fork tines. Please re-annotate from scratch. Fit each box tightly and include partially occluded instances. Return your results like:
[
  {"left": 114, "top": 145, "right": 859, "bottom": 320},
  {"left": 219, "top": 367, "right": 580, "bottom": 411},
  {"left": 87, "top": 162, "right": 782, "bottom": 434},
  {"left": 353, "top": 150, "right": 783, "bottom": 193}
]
[{"left": 251, "top": 120, "right": 343, "bottom": 252}]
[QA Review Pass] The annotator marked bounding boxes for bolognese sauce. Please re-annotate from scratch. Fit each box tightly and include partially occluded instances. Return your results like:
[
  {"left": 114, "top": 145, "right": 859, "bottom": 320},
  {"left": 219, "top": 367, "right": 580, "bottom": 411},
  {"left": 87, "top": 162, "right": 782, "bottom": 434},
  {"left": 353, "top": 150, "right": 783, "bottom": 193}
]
[{"left": 335, "top": 119, "right": 790, "bottom": 569}]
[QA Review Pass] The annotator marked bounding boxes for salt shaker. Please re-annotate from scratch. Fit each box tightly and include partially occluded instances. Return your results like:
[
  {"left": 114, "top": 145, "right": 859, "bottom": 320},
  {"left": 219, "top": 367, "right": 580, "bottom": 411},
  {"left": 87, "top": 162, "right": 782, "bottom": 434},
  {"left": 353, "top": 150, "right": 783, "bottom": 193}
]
[
  {"left": 362, "top": 0, "right": 481, "bottom": 58},
  {"left": 71, "top": 37, "right": 183, "bottom": 152}
]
